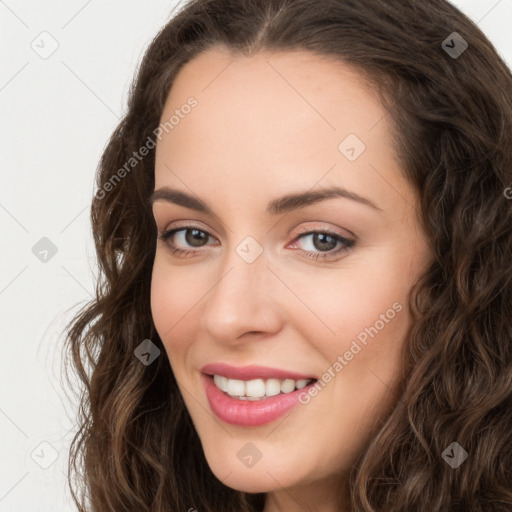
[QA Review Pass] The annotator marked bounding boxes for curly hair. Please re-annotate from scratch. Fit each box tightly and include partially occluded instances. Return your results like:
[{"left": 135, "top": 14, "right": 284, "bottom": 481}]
[{"left": 62, "top": 0, "right": 512, "bottom": 510}]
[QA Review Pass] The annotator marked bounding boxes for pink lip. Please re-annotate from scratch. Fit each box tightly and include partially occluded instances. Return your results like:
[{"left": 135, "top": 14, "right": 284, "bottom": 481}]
[
  {"left": 201, "top": 362, "right": 316, "bottom": 381},
  {"left": 201, "top": 373, "right": 317, "bottom": 427}
]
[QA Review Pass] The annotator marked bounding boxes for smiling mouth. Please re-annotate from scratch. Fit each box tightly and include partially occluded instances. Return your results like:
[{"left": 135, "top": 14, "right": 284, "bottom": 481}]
[{"left": 209, "top": 374, "right": 317, "bottom": 400}]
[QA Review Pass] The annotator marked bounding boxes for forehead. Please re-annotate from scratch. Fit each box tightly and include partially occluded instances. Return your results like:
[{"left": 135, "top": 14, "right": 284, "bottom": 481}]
[
  {"left": 154, "top": 47, "right": 411, "bottom": 219},
  {"left": 158, "top": 47, "right": 387, "bottom": 149}
]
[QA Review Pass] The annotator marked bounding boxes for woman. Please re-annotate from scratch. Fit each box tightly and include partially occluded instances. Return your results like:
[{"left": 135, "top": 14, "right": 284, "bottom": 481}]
[{"left": 63, "top": 0, "right": 512, "bottom": 510}]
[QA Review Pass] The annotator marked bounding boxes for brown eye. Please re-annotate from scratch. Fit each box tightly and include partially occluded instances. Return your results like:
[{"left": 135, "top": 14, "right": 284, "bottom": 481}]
[
  {"left": 291, "top": 230, "right": 355, "bottom": 261},
  {"left": 159, "top": 227, "right": 213, "bottom": 248},
  {"left": 306, "top": 232, "right": 338, "bottom": 252}
]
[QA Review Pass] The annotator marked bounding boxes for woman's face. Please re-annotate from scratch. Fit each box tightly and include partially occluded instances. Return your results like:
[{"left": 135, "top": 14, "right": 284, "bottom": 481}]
[{"left": 151, "top": 48, "right": 431, "bottom": 506}]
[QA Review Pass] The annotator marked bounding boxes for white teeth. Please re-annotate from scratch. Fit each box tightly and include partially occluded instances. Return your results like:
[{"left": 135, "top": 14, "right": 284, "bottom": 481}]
[
  {"left": 296, "top": 379, "right": 309, "bottom": 389},
  {"left": 226, "top": 378, "right": 245, "bottom": 397},
  {"left": 212, "top": 375, "right": 314, "bottom": 399},
  {"left": 245, "top": 378, "right": 266, "bottom": 398},
  {"left": 280, "top": 379, "right": 296, "bottom": 393},
  {"left": 213, "top": 375, "right": 228, "bottom": 392},
  {"left": 266, "top": 378, "right": 282, "bottom": 397}
]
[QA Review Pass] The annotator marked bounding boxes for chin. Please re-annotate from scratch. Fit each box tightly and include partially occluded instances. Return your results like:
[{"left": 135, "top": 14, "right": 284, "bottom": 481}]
[
  {"left": 214, "top": 469, "right": 283, "bottom": 494},
  {"left": 204, "top": 452, "right": 306, "bottom": 494}
]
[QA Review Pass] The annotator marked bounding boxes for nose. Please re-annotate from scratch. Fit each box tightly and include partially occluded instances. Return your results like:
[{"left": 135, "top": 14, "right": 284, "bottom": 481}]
[{"left": 201, "top": 245, "right": 283, "bottom": 344}]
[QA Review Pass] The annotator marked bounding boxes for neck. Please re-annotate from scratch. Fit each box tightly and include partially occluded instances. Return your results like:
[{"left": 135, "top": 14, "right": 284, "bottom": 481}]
[{"left": 262, "top": 473, "right": 351, "bottom": 512}]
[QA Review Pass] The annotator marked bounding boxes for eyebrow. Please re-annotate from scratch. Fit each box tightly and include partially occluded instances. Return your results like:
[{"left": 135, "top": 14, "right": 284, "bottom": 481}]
[{"left": 149, "top": 185, "right": 383, "bottom": 215}]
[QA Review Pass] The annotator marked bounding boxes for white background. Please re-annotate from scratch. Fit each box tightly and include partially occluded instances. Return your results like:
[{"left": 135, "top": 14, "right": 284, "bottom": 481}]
[{"left": 1, "top": 1, "right": 511, "bottom": 510}]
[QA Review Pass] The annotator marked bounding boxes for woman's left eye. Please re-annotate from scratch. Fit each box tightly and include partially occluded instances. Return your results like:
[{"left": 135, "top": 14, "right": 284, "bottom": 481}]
[
  {"left": 158, "top": 226, "right": 355, "bottom": 260},
  {"left": 291, "top": 230, "right": 355, "bottom": 260}
]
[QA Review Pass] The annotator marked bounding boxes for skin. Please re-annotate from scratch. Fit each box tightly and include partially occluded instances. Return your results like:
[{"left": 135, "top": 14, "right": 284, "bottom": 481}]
[{"left": 150, "top": 47, "right": 432, "bottom": 512}]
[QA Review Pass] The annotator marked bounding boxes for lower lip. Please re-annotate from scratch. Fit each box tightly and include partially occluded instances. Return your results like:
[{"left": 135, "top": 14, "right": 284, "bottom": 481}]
[{"left": 201, "top": 373, "right": 316, "bottom": 427}]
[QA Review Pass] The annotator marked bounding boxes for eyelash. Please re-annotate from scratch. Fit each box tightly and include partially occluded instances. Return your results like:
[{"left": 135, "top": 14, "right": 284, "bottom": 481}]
[{"left": 157, "top": 224, "right": 355, "bottom": 261}]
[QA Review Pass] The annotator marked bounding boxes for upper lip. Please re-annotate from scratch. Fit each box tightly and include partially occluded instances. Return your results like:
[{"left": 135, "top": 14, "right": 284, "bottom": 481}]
[{"left": 201, "top": 362, "right": 317, "bottom": 381}]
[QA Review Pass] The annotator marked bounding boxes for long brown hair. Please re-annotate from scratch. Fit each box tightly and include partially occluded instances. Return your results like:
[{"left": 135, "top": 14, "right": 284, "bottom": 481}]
[{"left": 63, "top": 0, "right": 512, "bottom": 510}]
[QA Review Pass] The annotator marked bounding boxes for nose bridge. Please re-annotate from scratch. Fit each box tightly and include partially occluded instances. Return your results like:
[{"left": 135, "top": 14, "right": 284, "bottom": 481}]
[{"left": 201, "top": 237, "right": 281, "bottom": 340}]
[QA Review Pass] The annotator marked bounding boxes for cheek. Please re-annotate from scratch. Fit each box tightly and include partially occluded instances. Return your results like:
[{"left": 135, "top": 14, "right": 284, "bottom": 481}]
[
  {"left": 292, "top": 255, "right": 412, "bottom": 360},
  {"left": 292, "top": 272, "right": 410, "bottom": 458},
  {"left": 150, "top": 257, "right": 200, "bottom": 355}
]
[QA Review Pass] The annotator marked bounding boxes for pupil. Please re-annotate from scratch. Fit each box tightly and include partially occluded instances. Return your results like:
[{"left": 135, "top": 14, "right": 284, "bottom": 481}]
[
  {"left": 314, "top": 233, "right": 336, "bottom": 251},
  {"left": 186, "top": 229, "right": 207, "bottom": 247}
]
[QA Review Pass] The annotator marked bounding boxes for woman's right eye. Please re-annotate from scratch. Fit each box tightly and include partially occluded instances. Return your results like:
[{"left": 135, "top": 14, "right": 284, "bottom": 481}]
[{"left": 158, "top": 227, "right": 218, "bottom": 256}]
